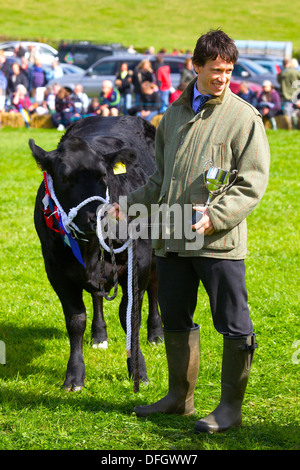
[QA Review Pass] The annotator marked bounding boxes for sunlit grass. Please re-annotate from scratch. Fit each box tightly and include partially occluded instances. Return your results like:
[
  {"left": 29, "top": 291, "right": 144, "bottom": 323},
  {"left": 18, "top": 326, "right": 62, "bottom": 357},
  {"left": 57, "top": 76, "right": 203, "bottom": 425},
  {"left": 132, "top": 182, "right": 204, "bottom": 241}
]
[{"left": 0, "top": 128, "right": 299, "bottom": 450}]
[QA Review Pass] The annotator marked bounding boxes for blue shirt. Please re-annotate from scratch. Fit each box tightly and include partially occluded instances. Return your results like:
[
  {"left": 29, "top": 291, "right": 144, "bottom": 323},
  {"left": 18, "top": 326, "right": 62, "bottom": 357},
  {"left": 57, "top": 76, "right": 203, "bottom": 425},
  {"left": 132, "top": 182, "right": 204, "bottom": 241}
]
[{"left": 192, "top": 82, "right": 211, "bottom": 113}]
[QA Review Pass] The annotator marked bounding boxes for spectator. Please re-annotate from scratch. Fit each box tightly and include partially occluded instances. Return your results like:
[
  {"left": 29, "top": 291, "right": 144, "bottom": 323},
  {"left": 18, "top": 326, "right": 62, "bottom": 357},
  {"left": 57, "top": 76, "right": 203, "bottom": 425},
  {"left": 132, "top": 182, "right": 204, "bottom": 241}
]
[
  {"left": 115, "top": 62, "right": 133, "bottom": 115},
  {"left": 155, "top": 54, "right": 173, "bottom": 112},
  {"left": 237, "top": 81, "right": 258, "bottom": 108},
  {"left": 51, "top": 87, "right": 75, "bottom": 130},
  {"left": 10, "top": 84, "right": 38, "bottom": 127},
  {"left": 132, "top": 59, "right": 154, "bottom": 107},
  {"left": 71, "top": 83, "right": 89, "bottom": 115},
  {"left": 99, "top": 80, "right": 120, "bottom": 116},
  {"left": 169, "top": 82, "right": 187, "bottom": 104},
  {"left": 28, "top": 45, "right": 39, "bottom": 66},
  {"left": 291, "top": 90, "right": 300, "bottom": 129},
  {"left": 31, "top": 59, "right": 47, "bottom": 97},
  {"left": 45, "top": 83, "right": 61, "bottom": 114},
  {"left": 180, "top": 57, "right": 195, "bottom": 85},
  {"left": 0, "top": 70, "right": 7, "bottom": 110},
  {"left": 257, "top": 80, "right": 281, "bottom": 130},
  {"left": 129, "top": 81, "right": 161, "bottom": 122},
  {"left": 7, "top": 62, "right": 29, "bottom": 97},
  {"left": 0, "top": 51, "right": 11, "bottom": 83},
  {"left": 87, "top": 97, "right": 101, "bottom": 115},
  {"left": 46, "top": 59, "right": 64, "bottom": 82},
  {"left": 277, "top": 58, "right": 300, "bottom": 123},
  {"left": 14, "top": 43, "right": 26, "bottom": 59}
]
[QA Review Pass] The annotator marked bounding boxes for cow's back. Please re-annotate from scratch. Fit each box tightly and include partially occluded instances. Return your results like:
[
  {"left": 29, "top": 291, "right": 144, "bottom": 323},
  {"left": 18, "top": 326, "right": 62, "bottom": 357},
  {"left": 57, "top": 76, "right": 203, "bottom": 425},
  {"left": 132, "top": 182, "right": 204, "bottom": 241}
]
[{"left": 60, "top": 115, "right": 156, "bottom": 177}]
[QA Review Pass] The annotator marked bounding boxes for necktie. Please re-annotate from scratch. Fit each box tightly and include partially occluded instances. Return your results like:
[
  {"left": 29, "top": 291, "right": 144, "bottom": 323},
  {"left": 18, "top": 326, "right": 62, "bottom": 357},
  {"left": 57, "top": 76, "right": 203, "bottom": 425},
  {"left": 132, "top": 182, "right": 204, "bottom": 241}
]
[{"left": 196, "top": 95, "right": 209, "bottom": 113}]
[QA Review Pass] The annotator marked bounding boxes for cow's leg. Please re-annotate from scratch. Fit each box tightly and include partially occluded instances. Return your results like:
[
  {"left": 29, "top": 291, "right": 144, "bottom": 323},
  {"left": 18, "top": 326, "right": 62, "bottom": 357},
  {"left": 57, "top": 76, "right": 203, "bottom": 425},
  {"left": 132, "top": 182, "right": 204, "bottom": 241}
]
[
  {"left": 146, "top": 259, "right": 163, "bottom": 344},
  {"left": 118, "top": 282, "right": 149, "bottom": 383},
  {"left": 91, "top": 293, "right": 108, "bottom": 349},
  {"left": 46, "top": 267, "right": 87, "bottom": 391}
]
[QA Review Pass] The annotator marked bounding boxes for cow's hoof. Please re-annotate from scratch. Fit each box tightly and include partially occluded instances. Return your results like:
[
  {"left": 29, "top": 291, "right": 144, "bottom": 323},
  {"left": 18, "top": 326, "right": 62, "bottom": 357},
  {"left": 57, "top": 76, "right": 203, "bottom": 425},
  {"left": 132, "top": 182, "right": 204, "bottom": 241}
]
[
  {"left": 91, "top": 340, "right": 108, "bottom": 349},
  {"left": 63, "top": 384, "right": 84, "bottom": 392}
]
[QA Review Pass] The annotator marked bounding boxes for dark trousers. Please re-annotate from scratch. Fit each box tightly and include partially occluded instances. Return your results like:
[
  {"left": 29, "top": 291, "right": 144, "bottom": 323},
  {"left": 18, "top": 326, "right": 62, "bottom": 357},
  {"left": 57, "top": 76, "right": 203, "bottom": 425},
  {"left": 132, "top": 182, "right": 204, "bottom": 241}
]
[{"left": 156, "top": 254, "right": 253, "bottom": 337}]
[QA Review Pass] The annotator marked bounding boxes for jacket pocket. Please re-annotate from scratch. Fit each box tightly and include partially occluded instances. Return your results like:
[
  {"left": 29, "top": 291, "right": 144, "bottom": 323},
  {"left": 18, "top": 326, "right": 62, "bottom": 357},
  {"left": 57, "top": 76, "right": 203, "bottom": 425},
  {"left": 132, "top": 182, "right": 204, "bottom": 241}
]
[{"left": 203, "top": 224, "right": 240, "bottom": 251}]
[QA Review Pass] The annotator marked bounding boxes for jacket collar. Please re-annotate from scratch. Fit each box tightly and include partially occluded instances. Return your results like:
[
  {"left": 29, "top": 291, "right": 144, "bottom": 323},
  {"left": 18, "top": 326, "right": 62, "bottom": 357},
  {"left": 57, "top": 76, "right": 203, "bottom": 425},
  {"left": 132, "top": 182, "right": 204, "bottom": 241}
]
[{"left": 173, "top": 77, "right": 230, "bottom": 110}]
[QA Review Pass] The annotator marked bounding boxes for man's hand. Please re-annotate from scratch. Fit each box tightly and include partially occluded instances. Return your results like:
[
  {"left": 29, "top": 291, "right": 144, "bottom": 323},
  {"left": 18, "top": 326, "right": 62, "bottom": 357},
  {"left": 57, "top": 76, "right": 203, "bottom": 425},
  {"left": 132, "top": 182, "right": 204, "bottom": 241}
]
[
  {"left": 108, "top": 202, "right": 126, "bottom": 221},
  {"left": 192, "top": 206, "right": 215, "bottom": 236}
]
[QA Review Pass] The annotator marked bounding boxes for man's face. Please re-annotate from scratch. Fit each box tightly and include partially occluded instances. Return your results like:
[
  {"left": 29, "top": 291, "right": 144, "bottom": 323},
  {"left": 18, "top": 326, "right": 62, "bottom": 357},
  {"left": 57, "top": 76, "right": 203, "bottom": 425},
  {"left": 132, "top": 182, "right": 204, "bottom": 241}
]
[{"left": 194, "top": 55, "right": 234, "bottom": 96}]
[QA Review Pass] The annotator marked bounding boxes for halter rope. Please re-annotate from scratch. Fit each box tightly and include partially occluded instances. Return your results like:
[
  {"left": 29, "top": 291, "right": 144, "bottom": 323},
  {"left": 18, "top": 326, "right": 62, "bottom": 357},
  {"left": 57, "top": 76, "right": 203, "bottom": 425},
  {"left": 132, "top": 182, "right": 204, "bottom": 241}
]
[{"left": 44, "top": 172, "right": 138, "bottom": 370}]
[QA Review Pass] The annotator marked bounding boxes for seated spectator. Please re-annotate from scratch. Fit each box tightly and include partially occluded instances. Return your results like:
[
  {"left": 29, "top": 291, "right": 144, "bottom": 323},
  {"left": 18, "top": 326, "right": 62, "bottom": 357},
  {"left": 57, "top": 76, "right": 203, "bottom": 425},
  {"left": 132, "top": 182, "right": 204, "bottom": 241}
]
[
  {"left": 7, "top": 62, "right": 29, "bottom": 97},
  {"left": 257, "top": 80, "right": 281, "bottom": 130},
  {"left": 11, "top": 84, "right": 37, "bottom": 113},
  {"left": 0, "top": 50, "right": 11, "bottom": 83},
  {"left": 115, "top": 62, "right": 133, "bottom": 115},
  {"left": 99, "top": 80, "right": 120, "bottom": 116},
  {"left": 51, "top": 87, "right": 75, "bottom": 130},
  {"left": 10, "top": 84, "right": 38, "bottom": 127},
  {"left": 128, "top": 81, "right": 161, "bottom": 122},
  {"left": 87, "top": 97, "right": 101, "bottom": 115},
  {"left": 44, "top": 83, "right": 61, "bottom": 114},
  {"left": 237, "top": 81, "right": 258, "bottom": 108},
  {"left": 46, "top": 59, "right": 64, "bottom": 82},
  {"left": 71, "top": 83, "right": 89, "bottom": 115}
]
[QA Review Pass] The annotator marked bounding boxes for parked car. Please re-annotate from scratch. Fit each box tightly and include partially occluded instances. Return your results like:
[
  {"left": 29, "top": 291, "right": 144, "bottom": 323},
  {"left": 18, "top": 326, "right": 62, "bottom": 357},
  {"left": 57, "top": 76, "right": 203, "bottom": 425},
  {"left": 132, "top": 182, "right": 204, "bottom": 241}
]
[
  {"left": 233, "top": 58, "right": 279, "bottom": 88},
  {"left": 229, "top": 79, "right": 262, "bottom": 95},
  {"left": 0, "top": 41, "right": 58, "bottom": 65},
  {"left": 48, "top": 53, "right": 191, "bottom": 97},
  {"left": 239, "top": 54, "right": 283, "bottom": 74},
  {"left": 58, "top": 41, "right": 131, "bottom": 70}
]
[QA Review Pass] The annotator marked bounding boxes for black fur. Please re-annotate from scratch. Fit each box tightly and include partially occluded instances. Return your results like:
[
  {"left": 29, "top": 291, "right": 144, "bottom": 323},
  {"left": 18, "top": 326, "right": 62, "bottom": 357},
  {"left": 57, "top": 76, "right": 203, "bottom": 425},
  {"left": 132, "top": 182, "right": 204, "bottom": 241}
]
[{"left": 30, "top": 115, "right": 162, "bottom": 390}]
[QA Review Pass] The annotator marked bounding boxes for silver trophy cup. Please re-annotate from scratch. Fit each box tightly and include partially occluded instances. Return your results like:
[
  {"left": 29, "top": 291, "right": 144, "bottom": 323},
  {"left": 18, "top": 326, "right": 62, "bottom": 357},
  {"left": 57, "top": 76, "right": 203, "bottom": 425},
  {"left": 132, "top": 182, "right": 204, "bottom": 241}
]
[{"left": 203, "top": 160, "right": 238, "bottom": 206}]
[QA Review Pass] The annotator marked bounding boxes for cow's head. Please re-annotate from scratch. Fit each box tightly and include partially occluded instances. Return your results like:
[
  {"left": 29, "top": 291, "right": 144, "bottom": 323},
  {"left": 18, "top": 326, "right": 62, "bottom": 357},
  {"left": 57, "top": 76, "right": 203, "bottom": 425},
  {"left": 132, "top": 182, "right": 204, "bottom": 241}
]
[{"left": 29, "top": 134, "right": 140, "bottom": 237}]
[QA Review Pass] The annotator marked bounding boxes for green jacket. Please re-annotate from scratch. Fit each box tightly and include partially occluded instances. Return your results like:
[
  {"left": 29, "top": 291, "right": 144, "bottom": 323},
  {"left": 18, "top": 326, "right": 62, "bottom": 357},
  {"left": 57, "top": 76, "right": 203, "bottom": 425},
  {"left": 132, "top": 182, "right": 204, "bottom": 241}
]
[
  {"left": 126, "top": 78, "right": 270, "bottom": 259},
  {"left": 277, "top": 67, "right": 300, "bottom": 101}
]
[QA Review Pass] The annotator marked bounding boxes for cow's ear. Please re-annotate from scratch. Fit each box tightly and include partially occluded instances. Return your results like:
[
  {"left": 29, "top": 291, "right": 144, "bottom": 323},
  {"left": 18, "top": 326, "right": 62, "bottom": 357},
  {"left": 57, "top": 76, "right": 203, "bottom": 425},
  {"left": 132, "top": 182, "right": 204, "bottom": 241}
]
[{"left": 29, "top": 139, "right": 54, "bottom": 172}]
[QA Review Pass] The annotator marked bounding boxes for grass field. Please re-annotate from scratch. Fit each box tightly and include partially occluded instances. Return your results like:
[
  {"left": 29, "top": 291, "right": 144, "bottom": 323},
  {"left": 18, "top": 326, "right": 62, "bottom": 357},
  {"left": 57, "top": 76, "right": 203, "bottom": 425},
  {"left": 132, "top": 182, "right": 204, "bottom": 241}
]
[
  {"left": 0, "top": 0, "right": 299, "bottom": 54},
  {"left": 0, "top": 127, "right": 299, "bottom": 451}
]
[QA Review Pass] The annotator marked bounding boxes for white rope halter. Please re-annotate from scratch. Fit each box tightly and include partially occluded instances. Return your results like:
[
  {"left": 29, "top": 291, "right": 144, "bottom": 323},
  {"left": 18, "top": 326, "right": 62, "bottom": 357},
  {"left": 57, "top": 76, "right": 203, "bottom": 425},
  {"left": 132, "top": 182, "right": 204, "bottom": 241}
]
[{"left": 44, "top": 172, "right": 134, "bottom": 357}]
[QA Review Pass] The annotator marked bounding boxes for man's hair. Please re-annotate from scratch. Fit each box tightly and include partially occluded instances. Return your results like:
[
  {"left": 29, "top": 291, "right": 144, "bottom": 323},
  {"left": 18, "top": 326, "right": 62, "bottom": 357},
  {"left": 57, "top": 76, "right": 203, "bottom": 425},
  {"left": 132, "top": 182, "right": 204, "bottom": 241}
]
[{"left": 192, "top": 29, "right": 238, "bottom": 67}]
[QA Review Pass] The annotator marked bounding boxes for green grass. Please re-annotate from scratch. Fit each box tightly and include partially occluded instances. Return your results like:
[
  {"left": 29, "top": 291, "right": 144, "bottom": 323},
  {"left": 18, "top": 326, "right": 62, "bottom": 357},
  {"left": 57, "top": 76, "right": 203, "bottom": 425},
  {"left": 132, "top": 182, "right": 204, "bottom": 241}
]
[
  {"left": 0, "top": 0, "right": 299, "bottom": 54},
  {"left": 0, "top": 127, "right": 299, "bottom": 450}
]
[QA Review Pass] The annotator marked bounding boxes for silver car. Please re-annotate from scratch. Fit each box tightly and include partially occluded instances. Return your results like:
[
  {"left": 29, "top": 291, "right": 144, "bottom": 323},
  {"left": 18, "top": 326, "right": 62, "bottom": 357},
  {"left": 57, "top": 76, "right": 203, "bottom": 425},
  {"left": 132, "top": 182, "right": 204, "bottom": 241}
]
[{"left": 48, "top": 53, "right": 191, "bottom": 97}]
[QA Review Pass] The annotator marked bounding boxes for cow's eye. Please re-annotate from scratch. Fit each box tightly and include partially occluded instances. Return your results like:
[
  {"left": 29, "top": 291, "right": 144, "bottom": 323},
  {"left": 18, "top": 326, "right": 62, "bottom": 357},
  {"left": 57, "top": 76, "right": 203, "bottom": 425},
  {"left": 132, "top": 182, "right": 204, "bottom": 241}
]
[{"left": 61, "top": 175, "right": 68, "bottom": 184}]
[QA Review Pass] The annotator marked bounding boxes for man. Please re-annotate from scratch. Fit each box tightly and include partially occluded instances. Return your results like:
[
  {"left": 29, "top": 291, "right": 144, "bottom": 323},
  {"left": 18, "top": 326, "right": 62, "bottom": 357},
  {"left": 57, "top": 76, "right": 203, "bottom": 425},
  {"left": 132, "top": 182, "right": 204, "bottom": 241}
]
[
  {"left": 277, "top": 58, "right": 300, "bottom": 123},
  {"left": 113, "top": 29, "right": 270, "bottom": 433},
  {"left": 99, "top": 80, "right": 121, "bottom": 116}
]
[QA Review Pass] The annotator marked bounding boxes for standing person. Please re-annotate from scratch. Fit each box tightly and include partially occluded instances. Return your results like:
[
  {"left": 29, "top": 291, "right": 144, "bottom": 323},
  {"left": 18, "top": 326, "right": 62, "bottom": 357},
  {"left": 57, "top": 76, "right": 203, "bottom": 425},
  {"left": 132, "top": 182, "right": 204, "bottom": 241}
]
[
  {"left": 155, "top": 54, "right": 172, "bottom": 112},
  {"left": 132, "top": 59, "right": 154, "bottom": 107},
  {"left": 277, "top": 58, "right": 300, "bottom": 124},
  {"left": 115, "top": 62, "right": 133, "bottom": 115},
  {"left": 112, "top": 29, "right": 270, "bottom": 434},
  {"left": 6, "top": 62, "right": 29, "bottom": 97},
  {"left": 180, "top": 57, "right": 195, "bottom": 85}
]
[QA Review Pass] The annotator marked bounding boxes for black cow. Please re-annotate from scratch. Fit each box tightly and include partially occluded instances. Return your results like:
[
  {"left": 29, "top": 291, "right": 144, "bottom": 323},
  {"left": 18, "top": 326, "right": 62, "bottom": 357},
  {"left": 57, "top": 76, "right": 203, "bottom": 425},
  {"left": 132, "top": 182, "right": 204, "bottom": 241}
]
[{"left": 29, "top": 115, "right": 163, "bottom": 391}]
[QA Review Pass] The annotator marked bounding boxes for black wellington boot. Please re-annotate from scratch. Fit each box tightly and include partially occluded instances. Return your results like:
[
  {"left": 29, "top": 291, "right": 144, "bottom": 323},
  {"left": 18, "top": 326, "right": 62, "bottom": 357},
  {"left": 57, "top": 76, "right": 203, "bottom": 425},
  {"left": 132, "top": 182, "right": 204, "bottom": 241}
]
[
  {"left": 194, "top": 335, "right": 257, "bottom": 433},
  {"left": 134, "top": 325, "right": 200, "bottom": 417}
]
